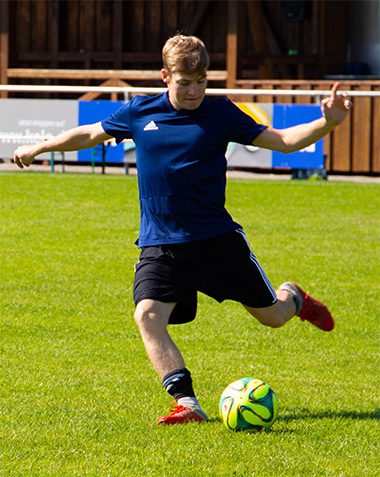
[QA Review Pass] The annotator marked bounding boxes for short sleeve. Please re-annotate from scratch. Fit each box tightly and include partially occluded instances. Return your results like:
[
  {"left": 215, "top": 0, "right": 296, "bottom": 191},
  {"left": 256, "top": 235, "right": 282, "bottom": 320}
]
[
  {"left": 101, "top": 99, "right": 134, "bottom": 144},
  {"left": 224, "top": 98, "right": 267, "bottom": 145}
]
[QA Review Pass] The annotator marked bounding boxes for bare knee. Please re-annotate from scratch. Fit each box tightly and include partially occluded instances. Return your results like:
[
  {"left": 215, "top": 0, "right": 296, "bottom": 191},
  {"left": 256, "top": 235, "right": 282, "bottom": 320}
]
[
  {"left": 134, "top": 301, "right": 154, "bottom": 328},
  {"left": 134, "top": 299, "right": 175, "bottom": 332}
]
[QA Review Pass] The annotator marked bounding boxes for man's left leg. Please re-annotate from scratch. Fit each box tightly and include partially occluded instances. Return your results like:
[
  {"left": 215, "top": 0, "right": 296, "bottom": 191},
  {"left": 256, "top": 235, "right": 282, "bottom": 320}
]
[
  {"left": 244, "top": 284, "right": 334, "bottom": 331},
  {"left": 243, "top": 287, "right": 296, "bottom": 327}
]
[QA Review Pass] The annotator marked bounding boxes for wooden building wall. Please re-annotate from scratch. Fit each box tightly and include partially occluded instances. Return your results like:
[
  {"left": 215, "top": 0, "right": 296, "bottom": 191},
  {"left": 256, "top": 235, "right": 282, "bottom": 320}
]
[{"left": 5, "top": 0, "right": 352, "bottom": 80}]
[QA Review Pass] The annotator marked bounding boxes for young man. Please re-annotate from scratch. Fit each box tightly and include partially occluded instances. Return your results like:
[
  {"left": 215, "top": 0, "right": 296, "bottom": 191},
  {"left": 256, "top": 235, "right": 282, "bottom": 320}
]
[{"left": 14, "top": 35, "right": 352, "bottom": 425}]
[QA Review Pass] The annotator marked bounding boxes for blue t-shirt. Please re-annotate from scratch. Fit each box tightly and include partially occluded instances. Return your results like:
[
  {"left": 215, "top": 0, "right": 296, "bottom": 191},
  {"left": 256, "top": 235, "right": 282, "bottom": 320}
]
[{"left": 101, "top": 92, "right": 266, "bottom": 247}]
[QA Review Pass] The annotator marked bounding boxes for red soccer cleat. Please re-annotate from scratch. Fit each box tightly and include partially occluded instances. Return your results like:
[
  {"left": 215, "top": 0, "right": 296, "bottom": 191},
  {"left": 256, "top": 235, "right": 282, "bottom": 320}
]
[
  {"left": 280, "top": 282, "right": 335, "bottom": 332},
  {"left": 157, "top": 404, "right": 208, "bottom": 425}
]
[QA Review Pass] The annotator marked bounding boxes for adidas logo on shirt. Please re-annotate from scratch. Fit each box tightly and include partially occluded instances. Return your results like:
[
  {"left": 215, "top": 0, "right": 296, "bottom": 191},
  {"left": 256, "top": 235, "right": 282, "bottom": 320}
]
[{"left": 143, "top": 120, "right": 159, "bottom": 131}]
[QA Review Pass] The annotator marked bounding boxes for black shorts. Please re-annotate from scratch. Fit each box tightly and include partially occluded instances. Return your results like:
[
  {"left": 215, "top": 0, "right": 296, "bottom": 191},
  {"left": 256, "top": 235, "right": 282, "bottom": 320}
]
[{"left": 133, "top": 229, "right": 277, "bottom": 324}]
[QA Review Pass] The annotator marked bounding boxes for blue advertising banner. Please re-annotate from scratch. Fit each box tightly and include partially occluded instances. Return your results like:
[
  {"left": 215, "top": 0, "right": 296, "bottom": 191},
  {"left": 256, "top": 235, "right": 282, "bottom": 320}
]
[
  {"left": 77, "top": 101, "right": 323, "bottom": 169},
  {"left": 272, "top": 104, "right": 324, "bottom": 169},
  {"left": 227, "top": 103, "right": 324, "bottom": 170},
  {"left": 78, "top": 101, "right": 125, "bottom": 163}
]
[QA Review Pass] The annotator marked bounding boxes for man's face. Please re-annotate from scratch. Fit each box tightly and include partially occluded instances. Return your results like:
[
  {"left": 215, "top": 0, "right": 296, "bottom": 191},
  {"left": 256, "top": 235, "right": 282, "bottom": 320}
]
[{"left": 161, "top": 69, "right": 207, "bottom": 111}]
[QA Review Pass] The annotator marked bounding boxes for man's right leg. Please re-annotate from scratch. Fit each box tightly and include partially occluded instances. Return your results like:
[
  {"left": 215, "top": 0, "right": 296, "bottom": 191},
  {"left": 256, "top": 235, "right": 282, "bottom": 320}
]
[
  {"left": 134, "top": 299, "right": 208, "bottom": 424},
  {"left": 134, "top": 299, "right": 184, "bottom": 377}
]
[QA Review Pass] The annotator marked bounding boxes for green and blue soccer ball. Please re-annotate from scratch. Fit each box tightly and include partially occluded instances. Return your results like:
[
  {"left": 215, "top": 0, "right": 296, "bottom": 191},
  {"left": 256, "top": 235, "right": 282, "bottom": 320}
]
[{"left": 219, "top": 377, "right": 278, "bottom": 431}]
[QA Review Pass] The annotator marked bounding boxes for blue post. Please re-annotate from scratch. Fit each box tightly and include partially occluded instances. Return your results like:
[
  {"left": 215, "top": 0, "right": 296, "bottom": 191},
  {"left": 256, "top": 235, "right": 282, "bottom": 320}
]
[
  {"left": 91, "top": 147, "right": 95, "bottom": 174},
  {"left": 50, "top": 152, "right": 55, "bottom": 174}
]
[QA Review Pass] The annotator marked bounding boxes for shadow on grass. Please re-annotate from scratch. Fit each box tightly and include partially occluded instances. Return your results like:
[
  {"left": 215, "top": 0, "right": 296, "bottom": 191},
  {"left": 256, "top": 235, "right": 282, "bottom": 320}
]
[
  {"left": 202, "top": 409, "right": 379, "bottom": 435},
  {"left": 206, "top": 418, "right": 295, "bottom": 434},
  {"left": 280, "top": 408, "right": 380, "bottom": 422}
]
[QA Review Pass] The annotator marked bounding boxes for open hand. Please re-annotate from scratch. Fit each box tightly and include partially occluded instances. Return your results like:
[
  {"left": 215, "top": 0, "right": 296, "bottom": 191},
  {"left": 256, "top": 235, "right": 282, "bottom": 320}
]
[{"left": 321, "top": 82, "right": 352, "bottom": 125}]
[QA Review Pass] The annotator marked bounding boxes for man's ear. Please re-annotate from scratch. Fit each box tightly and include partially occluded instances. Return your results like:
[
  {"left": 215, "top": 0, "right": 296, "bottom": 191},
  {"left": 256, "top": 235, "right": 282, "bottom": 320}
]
[{"left": 161, "top": 68, "right": 170, "bottom": 84}]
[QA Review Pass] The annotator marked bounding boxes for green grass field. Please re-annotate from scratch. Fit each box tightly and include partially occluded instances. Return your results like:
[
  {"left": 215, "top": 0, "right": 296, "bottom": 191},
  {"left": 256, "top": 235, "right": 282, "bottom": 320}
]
[{"left": 0, "top": 172, "right": 379, "bottom": 477}]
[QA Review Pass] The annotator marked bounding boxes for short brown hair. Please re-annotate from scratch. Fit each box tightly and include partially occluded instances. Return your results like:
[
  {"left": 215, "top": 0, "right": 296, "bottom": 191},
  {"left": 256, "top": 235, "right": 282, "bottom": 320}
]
[{"left": 162, "top": 35, "right": 210, "bottom": 74}]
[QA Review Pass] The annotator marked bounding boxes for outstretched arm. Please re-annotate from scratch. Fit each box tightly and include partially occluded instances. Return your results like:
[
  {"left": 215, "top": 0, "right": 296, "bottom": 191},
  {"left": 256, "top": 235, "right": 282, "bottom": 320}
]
[
  {"left": 13, "top": 121, "right": 112, "bottom": 169},
  {"left": 252, "top": 82, "right": 352, "bottom": 153}
]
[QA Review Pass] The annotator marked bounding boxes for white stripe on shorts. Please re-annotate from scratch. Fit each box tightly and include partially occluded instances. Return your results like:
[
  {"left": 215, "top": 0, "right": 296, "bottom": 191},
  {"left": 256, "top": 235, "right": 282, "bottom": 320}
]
[{"left": 235, "top": 228, "right": 277, "bottom": 303}]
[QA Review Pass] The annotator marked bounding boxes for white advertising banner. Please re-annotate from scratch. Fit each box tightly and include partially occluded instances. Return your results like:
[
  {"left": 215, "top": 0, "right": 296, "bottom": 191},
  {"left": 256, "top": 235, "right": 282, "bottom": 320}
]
[{"left": 0, "top": 99, "right": 77, "bottom": 160}]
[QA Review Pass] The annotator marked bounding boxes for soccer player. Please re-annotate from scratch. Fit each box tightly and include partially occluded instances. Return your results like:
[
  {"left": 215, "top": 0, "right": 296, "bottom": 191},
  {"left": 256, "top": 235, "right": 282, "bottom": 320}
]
[{"left": 14, "top": 35, "right": 352, "bottom": 425}]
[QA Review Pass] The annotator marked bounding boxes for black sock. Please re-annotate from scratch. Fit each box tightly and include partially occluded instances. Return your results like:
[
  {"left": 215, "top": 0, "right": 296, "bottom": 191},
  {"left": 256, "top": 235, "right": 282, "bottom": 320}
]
[{"left": 162, "top": 368, "right": 195, "bottom": 400}]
